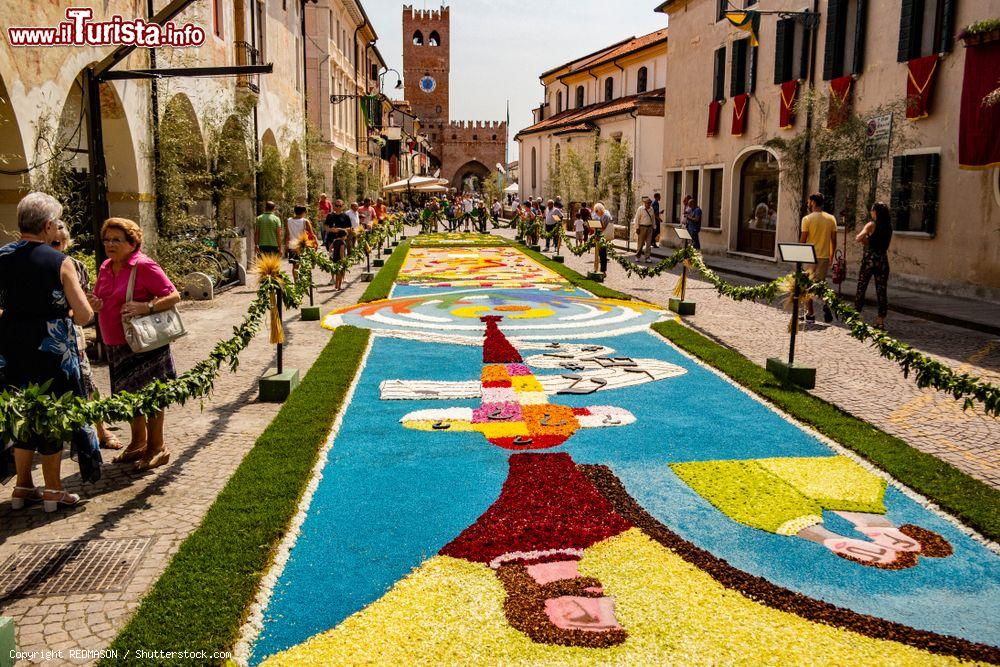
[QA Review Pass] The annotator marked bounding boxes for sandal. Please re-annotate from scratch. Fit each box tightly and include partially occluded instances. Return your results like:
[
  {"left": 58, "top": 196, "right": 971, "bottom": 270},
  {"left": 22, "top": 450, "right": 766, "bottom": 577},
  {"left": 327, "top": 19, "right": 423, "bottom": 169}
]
[
  {"left": 42, "top": 489, "right": 81, "bottom": 513},
  {"left": 856, "top": 526, "right": 921, "bottom": 553},
  {"left": 135, "top": 450, "right": 170, "bottom": 471},
  {"left": 113, "top": 446, "right": 147, "bottom": 464},
  {"left": 10, "top": 486, "right": 43, "bottom": 510},
  {"left": 99, "top": 434, "right": 125, "bottom": 450},
  {"left": 822, "top": 537, "right": 901, "bottom": 565}
]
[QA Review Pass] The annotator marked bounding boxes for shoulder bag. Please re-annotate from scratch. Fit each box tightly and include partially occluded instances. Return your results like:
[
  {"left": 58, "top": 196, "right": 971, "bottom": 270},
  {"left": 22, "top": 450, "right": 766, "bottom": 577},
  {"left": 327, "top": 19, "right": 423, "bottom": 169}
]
[{"left": 121, "top": 265, "right": 186, "bottom": 353}]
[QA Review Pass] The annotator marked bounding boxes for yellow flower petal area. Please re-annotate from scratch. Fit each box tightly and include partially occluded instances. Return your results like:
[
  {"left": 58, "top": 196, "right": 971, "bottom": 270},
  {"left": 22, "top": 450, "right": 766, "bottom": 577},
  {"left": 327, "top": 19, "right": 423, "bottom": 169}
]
[
  {"left": 451, "top": 305, "right": 490, "bottom": 319},
  {"left": 757, "top": 456, "right": 888, "bottom": 514},
  {"left": 511, "top": 376, "right": 545, "bottom": 393},
  {"left": 402, "top": 420, "right": 475, "bottom": 432},
  {"left": 508, "top": 308, "right": 555, "bottom": 320},
  {"left": 261, "top": 529, "right": 960, "bottom": 666},
  {"left": 475, "top": 422, "right": 530, "bottom": 439}
]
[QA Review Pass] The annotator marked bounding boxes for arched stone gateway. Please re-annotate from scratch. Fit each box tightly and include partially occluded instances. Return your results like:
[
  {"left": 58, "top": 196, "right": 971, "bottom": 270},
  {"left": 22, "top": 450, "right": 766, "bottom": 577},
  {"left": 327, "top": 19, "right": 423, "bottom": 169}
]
[{"left": 452, "top": 160, "right": 490, "bottom": 193}]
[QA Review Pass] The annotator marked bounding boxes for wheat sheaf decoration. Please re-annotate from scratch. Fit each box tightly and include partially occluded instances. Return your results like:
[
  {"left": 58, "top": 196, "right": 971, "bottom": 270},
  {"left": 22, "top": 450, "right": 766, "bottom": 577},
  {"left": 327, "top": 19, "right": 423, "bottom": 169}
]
[{"left": 256, "top": 254, "right": 286, "bottom": 345}]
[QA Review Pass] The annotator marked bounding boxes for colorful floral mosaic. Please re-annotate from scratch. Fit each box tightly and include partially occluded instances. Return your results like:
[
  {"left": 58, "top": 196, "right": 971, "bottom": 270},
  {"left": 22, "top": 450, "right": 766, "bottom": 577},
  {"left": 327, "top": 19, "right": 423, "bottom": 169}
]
[
  {"left": 409, "top": 233, "right": 509, "bottom": 247},
  {"left": 398, "top": 246, "right": 569, "bottom": 289},
  {"left": 245, "top": 244, "right": 1000, "bottom": 666}
]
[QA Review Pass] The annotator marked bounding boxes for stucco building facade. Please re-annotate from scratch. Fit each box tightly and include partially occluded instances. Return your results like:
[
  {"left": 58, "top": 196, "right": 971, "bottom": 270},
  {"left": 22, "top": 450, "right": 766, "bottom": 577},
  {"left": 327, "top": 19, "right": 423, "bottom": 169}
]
[{"left": 656, "top": 0, "right": 1000, "bottom": 300}]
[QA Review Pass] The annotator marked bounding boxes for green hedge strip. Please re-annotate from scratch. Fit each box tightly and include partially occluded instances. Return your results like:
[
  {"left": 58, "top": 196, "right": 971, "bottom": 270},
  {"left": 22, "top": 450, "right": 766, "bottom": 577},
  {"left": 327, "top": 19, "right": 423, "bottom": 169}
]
[
  {"left": 102, "top": 326, "right": 371, "bottom": 665},
  {"left": 652, "top": 320, "right": 1000, "bottom": 541}
]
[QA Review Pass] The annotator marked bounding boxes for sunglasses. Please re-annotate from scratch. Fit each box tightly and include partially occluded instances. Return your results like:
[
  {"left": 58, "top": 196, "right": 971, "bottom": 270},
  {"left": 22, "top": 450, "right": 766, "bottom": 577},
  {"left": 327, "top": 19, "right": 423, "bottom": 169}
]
[{"left": 101, "top": 237, "right": 127, "bottom": 245}]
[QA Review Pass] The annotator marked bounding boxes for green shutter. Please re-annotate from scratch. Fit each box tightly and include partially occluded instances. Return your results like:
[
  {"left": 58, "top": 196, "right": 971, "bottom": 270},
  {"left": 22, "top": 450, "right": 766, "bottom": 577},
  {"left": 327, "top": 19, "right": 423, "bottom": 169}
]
[
  {"left": 939, "top": 0, "right": 956, "bottom": 53},
  {"left": 823, "top": 0, "right": 843, "bottom": 80},
  {"left": 924, "top": 153, "right": 940, "bottom": 234},
  {"left": 890, "top": 156, "right": 908, "bottom": 230},
  {"left": 731, "top": 40, "right": 745, "bottom": 97},
  {"left": 774, "top": 19, "right": 790, "bottom": 84},
  {"left": 715, "top": 47, "right": 727, "bottom": 100},
  {"left": 748, "top": 45, "right": 758, "bottom": 94},
  {"left": 898, "top": 0, "right": 919, "bottom": 62},
  {"left": 852, "top": 0, "right": 868, "bottom": 74},
  {"left": 799, "top": 20, "right": 812, "bottom": 80}
]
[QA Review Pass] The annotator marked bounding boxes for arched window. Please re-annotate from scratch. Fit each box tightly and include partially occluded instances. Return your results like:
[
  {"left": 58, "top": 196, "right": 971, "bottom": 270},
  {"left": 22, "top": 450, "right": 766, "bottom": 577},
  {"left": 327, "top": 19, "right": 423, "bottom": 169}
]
[
  {"left": 575, "top": 85, "right": 585, "bottom": 108},
  {"left": 637, "top": 66, "right": 648, "bottom": 94},
  {"left": 492, "top": 134, "right": 497, "bottom": 140},
  {"left": 412, "top": 31, "right": 424, "bottom": 45},
  {"left": 556, "top": 90, "right": 563, "bottom": 113},
  {"left": 531, "top": 147, "right": 537, "bottom": 189},
  {"left": 605, "top": 77, "right": 614, "bottom": 102},
  {"left": 472, "top": 134, "right": 478, "bottom": 141},
  {"left": 428, "top": 31, "right": 440, "bottom": 46},
  {"left": 452, "top": 134, "right": 457, "bottom": 140}
]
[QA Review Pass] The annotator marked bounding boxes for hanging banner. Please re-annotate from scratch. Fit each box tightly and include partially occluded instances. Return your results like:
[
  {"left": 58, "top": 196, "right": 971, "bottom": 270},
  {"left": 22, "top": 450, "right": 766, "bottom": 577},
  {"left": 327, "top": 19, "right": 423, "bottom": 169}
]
[
  {"left": 906, "top": 55, "right": 940, "bottom": 120},
  {"left": 707, "top": 100, "right": 722, "bottom": 137},
  {"left": 959, "top": 39, "right": 1000, "bottom": 169},
  {"left": 827, "top": 76, "right": 853, "bottom": 129},
  {"left": 732, "top": 93, "right": 750, "bottom": 136},
  {"left": 724, "top": 10, "right": 761, "bottom": 47},
  {"left": 779, "top": 80, "right": 799, "bottom": 130}
]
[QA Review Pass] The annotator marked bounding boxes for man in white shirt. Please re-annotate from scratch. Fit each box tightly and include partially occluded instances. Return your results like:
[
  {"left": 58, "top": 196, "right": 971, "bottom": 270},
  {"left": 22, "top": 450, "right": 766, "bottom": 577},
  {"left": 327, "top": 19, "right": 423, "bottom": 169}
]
[
  {"left": 345, "top": 201, "right": 360, "bottom": 251},
  {"left": 633, "top": 196, "right": 656, "bottom": 262},
  {"left": 543, "top": 199, "right": 564, "bottom": 251}
]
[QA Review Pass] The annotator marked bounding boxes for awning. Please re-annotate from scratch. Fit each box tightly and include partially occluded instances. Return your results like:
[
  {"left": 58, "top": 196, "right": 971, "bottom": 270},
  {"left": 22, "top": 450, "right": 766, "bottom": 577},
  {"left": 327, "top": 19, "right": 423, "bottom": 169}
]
[
  {"left": 382, "top": 176, "right": 449, "bottom": 193},
  {"left": 504, "top": 183, "right": 520, "bottom": 194},
  {"left": 414, "top": 184, "right": 449, "bottom": 193}
]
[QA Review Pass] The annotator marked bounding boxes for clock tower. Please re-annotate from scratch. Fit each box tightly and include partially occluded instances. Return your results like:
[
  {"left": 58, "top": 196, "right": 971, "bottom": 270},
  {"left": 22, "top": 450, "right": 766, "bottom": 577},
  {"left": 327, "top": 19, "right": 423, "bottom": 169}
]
[{"left": 402, "top": 5, "right": 450, "bottom": 128}]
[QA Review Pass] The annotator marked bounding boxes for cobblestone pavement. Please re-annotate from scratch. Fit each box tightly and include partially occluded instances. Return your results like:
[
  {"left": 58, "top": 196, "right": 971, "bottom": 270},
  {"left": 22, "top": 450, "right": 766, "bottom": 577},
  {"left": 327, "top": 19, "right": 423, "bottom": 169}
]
[
  {"left": 497, "top": 229, "right": 1000, "bottom": 489},
  {"left": 0, "top": 241, "right": 396, "bottom": 665}
]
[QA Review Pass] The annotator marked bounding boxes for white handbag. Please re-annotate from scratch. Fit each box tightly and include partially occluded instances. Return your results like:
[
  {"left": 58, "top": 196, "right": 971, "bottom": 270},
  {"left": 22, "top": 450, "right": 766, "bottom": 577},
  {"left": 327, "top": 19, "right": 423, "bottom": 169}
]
[{"left": 121, "top": 265, "right": 186, "bottom": 353}]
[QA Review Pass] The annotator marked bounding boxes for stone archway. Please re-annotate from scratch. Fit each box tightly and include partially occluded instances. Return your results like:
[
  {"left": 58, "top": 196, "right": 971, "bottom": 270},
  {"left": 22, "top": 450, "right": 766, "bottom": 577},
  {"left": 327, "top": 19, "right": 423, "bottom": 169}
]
[
  {"left": 214, "top": 114, "right": 254, "bottom": 257},
  {"left": 160, "top": 92, "right": 210, "bottom": 230},
  {"left": 285, "top": 141, "right": 306, "bottom": 207},
  {"left": 452, "top": 160, "right": 490, "bottom": 194},
  {"left": 0, "top": 74, "right": 30, "bottom": 242}
]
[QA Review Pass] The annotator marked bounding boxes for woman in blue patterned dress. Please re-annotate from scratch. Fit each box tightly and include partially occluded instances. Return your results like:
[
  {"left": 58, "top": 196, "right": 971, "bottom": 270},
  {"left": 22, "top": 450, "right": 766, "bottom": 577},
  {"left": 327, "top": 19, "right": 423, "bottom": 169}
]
[{"left": 0, "top": 192, "right": 94, "bottom": 511}]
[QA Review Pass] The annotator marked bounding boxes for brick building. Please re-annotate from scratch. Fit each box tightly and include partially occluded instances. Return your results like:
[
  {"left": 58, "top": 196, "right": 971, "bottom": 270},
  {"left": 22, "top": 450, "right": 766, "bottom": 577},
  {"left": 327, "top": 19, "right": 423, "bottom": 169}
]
[{"left": 402, "top": 5, "right": 507, "bottom": 192}]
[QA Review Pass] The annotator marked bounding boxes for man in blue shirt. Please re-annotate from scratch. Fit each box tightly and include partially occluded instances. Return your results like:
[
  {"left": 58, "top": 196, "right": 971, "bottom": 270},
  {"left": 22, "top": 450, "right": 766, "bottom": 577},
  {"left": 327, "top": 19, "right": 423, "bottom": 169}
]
[
  {"left": 684, "top": 196, "right": 702, "bottom": 250},
  {"left": 652, "top": 192, "right": 662, "bottom": 247}
]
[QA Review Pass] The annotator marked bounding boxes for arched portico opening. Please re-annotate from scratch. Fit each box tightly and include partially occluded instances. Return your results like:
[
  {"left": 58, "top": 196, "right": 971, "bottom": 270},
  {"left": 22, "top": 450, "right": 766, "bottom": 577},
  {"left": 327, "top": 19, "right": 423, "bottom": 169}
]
[
  {"left": 734, "top": 148, "right": 780, "bottom": 257},
  {"left": 452, "top": 160, "right": 490, "bottom": 193},
  {"left": 159, "top": 92, "right": 209, "bottom": 232},
  {"left": 0, "top": 75, "right": 30, "bottom": 241}
]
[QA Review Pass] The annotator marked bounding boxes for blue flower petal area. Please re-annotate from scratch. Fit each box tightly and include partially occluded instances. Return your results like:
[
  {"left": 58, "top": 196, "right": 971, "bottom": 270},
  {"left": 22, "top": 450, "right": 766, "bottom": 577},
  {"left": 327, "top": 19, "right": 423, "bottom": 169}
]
[{"left": 253, "top": 291, "right": 1000, "bottom": 663}]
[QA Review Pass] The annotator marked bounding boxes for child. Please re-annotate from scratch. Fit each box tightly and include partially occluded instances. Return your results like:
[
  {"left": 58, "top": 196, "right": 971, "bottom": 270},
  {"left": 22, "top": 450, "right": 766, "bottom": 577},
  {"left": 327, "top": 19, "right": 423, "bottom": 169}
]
[{"left": 574, "top": 215, "right": 585, "bottom": 244}]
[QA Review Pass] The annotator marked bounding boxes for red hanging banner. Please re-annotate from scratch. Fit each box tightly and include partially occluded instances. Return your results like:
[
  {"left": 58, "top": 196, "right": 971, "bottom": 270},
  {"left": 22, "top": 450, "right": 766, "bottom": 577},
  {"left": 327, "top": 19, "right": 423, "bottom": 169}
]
[
  {"left": 827, "top": 75, "right": 853, "bottom": 129},
  {"left": 906, "top": 54, "right": 940, "bottom": 120},
  {"left": 779, "top": 80, "right": 799, "bottom": 130},
  {"left": 731, "top": 93, "right": 750, "bottom": 136},
  {"left": 707, "top": 100, "right": 722, "bottom": 137},
  {"left": 959, "top": 39, "right": 1000, "bottom": 169}
]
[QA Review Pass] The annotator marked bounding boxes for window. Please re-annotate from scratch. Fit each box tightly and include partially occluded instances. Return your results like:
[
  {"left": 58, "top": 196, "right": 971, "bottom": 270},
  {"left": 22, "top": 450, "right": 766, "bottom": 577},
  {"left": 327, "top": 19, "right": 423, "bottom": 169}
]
[
  {"left": 891, "top": 153, "right": 940, "bottom": 233},
  {"left": 824, "top": 0, "right": 868, "bottom": 79},
  {"left": 472, "top": 135, "right": 478, "bottom": 141},
  {"left": 452, "top": 134, "right": 457, "bottom": 140},
  {"left": 575, "top": 85, "right": 585, "bottom": 108},
  {"left": 713, "top": 46, "right": 727, "bottom": 101},
  {"left": 730, "top": 38, "right": 757, "bottom": 97},
  {"left": 668, "top": 172, "right": 683, "bottom": 224},
  {"left": 819, "top": 161, "right": 858, "bottom": 227},
  {"left": 412, "top": 31, "right": 424, "bottom": 46},
  {"left": 685, "top": 169, "right": 700, "bottom": 204},
  {"left": 295, "top": 37, "right": 301, "bottom": 92},
  {"left": 774, "top": 17, "right": 811, "bottom": 83},
  {"left": 531, "top": 147, "right": 537, "bottom": 189},
  {"left": 605, "top": 77, "right": 614, "bottom": 102},
  {"left": 255, "top": 0, "right": 266, "bottom": 60},
  {"left": 705, "top": 168, "right": 723, "bottom": 228},
  {"left": 556, "top": 90, "right": 563, "bottom": 113},
  {"left": 429, "top": 31, "right": 441, "bottom": 46},
  {"left": 637, "top": 67, "right": 648, "bottom": 94},
  {"left": 213, "top": 0, "right": 223, "bottom": 38},
  {"left": 716, "top": 0, "right": 728, "bottom": 21},
  {"left": 898, "top": 0, "right": 956, "bottom": 61}
]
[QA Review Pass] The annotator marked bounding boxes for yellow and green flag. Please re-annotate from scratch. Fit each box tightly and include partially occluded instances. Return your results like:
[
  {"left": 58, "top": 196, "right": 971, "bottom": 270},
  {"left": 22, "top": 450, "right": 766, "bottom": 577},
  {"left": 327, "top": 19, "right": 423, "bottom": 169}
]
[{"left": 724, "top": 10, "right": 761, "bottom": 47}]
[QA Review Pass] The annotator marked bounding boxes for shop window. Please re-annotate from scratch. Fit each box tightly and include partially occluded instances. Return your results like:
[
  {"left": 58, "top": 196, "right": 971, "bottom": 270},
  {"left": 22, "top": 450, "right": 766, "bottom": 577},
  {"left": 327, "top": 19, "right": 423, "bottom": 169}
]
[
  {"left": 824, "top": 0, "right": 868, "bottom": 80},
  {"left": 730, "top": 38, "right": 757, "bottom": 97},
  {"left": 668, "top": 172, "right": 683, "bottom": 224},
  {"left": 705, "top": 168, "right": 723, "bottom": 229},
  {"left": 898, "top": 0, "right": 956, "bottom": 61},
  {"left": 713, "top": 46, "right": 727, "bottom": 101},
  {"left": 891, "top": 153, "right": 940, "bottom": 233},
  {"left": 774, "top": 17, "right": 811, "bottom": 83}
]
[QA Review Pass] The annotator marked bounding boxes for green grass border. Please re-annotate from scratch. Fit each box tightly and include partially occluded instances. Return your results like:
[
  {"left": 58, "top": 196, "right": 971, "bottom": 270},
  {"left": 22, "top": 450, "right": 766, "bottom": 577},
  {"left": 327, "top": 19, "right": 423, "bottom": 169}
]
[
  {"left": 652, "top": 320, "right": 1000, "bottom": 541},
  {"left": 102, "top": 326, "right": 372, "bottom": 665},
  {"left": 360, "top": 240, "right": 410, "bottom": 303},
  {"left": 514, "top": 242, "right": 631, "bottom": 300}
]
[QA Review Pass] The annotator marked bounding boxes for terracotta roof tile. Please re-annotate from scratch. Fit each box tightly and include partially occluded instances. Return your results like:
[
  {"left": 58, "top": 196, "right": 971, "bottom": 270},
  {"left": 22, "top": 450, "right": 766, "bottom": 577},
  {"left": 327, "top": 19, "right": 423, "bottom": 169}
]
[
  {"left": 515, "top": 89, "right": 665, "bottom": 139},
  {"left": 563, "top": 28, "right": 668, "bottom": 76}
]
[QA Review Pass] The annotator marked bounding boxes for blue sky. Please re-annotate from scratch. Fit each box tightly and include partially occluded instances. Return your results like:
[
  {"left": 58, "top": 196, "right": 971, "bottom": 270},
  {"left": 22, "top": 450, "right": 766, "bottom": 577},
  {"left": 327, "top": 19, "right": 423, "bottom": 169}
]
[{"left": 364, "top": 0, "right": 667, "bottom": 159}]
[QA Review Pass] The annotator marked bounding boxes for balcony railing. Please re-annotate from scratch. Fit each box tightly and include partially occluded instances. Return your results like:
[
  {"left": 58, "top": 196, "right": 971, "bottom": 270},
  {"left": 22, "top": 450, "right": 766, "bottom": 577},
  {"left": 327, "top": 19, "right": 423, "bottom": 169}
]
[{"left": 234, "top": 41, "right": 260, "bottom": 93}]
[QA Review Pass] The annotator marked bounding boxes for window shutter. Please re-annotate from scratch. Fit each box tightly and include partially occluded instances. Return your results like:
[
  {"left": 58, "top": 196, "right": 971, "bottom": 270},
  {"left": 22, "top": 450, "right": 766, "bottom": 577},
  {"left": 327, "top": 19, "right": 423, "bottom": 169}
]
[
  {"left": 748, "top": 46, "right": 758, "bottom": 94},
  {"left": 823, "top": 0, "right": 843, "bottom": 80},
  {"left": 898, "top": 0, "right": 917, "bottom": 62},
  {"left": 925, "top": 153, "right": 940, "bottom": 234},
  {"left": 714, "top": 47, "right": 727, "bottom": 100},
  {"left": 799, "top": 21, "right": 812, "bottom": 80},
  {"left": 731, "top": 40, "right": 746, "bottom": 97},
  {"left": 940, "top": 0, "right": 956, "bottom": 53},
  {"left": 774, "top": 19, "right": 789, "bottom": 84},
  {"left": 890, "top": 156, "right": 908, "bottom": 230},
  {"left": 820, "top": 162, "right": 837, "bottom": 213},
  {"left": 852, "top": 0, "right": 868, "bottom": 74}
]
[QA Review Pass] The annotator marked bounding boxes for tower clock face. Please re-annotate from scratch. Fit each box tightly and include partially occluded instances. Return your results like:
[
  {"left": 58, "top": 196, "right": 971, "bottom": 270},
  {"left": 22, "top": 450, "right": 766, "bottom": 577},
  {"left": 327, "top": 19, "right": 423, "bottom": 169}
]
[{"left": 419, "top": 75, "right": 437, "bottom": 93}]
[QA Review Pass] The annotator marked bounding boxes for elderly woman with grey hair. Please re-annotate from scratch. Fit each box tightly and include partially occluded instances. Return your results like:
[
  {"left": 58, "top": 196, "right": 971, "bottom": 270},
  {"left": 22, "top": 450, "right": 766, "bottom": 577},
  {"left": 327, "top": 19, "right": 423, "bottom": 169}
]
[{"left": 0, "top": 192, "right": 94, "bottom": 511}]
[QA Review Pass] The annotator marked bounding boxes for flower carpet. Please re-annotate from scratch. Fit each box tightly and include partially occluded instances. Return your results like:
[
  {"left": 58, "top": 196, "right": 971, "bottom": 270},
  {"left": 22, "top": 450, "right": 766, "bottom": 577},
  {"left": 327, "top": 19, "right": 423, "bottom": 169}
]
[
  {"left": 241, "top": 235, "right": 1000, "bottom": 666},
  {"left": 396, "top": 246, "right": 570, "bottom": 289}
]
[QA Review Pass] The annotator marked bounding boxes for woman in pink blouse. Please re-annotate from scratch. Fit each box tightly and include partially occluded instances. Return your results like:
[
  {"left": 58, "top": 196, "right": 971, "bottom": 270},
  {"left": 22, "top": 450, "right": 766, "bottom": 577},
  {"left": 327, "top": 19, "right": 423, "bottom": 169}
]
[{"left": 89, "top": 218, "right": 181, "bottom": 471}]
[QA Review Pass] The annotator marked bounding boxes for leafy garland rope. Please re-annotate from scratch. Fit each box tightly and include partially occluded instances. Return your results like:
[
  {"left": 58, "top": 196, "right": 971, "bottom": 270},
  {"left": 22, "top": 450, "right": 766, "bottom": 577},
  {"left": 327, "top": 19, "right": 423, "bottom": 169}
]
[
  {"left": 524, "top": 228, "right": 1000, "bottom": 416},
  {"left": 0, "top": 216, "right": 409, "bottom": 443}
]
